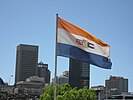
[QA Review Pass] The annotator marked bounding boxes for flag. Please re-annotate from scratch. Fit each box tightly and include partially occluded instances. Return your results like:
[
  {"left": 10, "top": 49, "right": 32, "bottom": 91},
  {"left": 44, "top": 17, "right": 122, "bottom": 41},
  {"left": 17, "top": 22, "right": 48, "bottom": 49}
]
[{"left": 57, "top": 17, "right": 112, "bottom": 69}]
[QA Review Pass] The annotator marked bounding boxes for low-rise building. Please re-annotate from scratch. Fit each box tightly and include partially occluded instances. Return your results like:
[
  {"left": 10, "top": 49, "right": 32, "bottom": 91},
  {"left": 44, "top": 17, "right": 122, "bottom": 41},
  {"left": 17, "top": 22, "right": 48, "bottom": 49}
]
[
  {"left": 14, "top": 76, "right": 45, "bottom": 95},
  {"left": 91, "top": 85, "right": 106, "bottom": 100},
  {"left": 58, "top": 76, "right": 69, "bottom": 85}
]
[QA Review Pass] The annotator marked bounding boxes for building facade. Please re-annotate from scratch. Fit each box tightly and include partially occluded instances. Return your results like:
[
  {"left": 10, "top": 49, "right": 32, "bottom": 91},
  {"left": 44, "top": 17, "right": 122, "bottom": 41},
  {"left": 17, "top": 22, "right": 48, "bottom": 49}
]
[
  {"left": 14, "top": 76, "right": 45, "bottom": 95},
  {"left": 15, "top": 44, "right": 38, "bottom": 83},
  {"left": 59, "top": 71, "right": 69, "bottom": 85},
  {"left": 58, "top": 76, "right": 69, "bottom": 85},
  {"left": 36, "top": 62, "right": 50, "bottom": 84},
  {"left": 69, "top": 58, "right": 90, "bottom": 89},
  {"left": 105, "top": 76, "right": 128, "bottom": 95},
  {"left": 52, "top": 71, "right": 69, "bottom": 85},
  {"left": 91, "top": 85, "right": 106, "bottom": 100}
]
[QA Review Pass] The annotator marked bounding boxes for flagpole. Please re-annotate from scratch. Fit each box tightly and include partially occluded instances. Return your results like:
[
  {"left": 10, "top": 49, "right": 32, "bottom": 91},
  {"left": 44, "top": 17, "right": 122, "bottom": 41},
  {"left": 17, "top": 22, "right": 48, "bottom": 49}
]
[{"left": 54, "top": 13, "right": 58, "bottom": 100}]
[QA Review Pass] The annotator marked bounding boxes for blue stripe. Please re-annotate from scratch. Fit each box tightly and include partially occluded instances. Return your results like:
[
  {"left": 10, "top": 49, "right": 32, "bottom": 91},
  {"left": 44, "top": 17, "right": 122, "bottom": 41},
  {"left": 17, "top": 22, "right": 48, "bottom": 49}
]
[{"left": 58, "top": 43, "right": 112, "bottom": 69}]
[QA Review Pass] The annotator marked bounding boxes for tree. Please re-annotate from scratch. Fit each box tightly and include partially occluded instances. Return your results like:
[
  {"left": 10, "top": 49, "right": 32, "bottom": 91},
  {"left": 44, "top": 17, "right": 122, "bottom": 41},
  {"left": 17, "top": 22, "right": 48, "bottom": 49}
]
[
  {"left": 40, "top": 83, "right": 96, "bottom": 100},
  {"left": 56, "top": 95, "right": 63, "bottom": 100}
]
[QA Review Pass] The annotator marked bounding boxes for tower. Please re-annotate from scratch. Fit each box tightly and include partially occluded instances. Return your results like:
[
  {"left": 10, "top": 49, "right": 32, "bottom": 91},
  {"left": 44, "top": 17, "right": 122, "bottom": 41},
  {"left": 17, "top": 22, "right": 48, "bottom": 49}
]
[
  {"left": 15, "top": 44, "right": 38, "bottom": 83},
  {"left": 36, "top": 62, "right": 51, "bottom": 84},
  {"left": 69, "top": 58, "right": 90, "bottom": 89}
]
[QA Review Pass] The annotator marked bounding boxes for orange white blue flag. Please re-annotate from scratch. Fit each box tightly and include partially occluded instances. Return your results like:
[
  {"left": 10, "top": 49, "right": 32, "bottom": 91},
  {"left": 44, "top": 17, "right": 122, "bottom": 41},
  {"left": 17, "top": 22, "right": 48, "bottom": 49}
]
[{"left": 57, "top": 17, "right": 112, "bottom": 69}]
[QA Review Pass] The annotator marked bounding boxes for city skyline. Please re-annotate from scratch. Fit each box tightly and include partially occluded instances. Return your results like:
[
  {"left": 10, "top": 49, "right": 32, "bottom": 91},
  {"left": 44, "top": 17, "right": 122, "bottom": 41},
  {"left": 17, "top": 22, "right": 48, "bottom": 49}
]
[{"left": 0, "top": 0, "right": 133, "bottom": 92}]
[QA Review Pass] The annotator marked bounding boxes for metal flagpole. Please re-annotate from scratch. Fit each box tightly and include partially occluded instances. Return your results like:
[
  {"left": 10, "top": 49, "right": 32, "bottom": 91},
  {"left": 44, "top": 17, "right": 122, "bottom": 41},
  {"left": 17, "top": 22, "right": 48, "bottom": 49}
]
[{"left": 54, "top": 13, "right": 58, "bottom": 100}]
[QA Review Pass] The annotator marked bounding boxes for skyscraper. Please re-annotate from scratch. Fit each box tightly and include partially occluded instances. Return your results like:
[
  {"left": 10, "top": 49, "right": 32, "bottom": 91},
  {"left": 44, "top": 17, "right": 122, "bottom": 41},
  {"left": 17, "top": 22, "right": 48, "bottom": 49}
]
[
  {"left": 15, "top": 44, "right": 38, "bottom": 83},
  {"left": 69, "top": 58, "right": 90, "bottom": 89},
  {"left": 36, "top": 61, "right": 51, "bottom": 84}
]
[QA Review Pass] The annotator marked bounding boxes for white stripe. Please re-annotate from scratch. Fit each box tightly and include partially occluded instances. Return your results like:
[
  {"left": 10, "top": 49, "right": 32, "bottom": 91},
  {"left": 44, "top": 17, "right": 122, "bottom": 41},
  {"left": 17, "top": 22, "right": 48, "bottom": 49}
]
[{"left": 58, "top": 28, "right": 110, "bottom": 58}]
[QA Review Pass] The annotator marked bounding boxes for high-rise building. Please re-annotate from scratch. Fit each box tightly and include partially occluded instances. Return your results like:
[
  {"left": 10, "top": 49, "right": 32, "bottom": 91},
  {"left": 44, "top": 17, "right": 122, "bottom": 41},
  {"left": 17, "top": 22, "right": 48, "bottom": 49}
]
[
  {"left": 69, "top": 58, "right": 90, "bottom": 89},
  {"left": 105, "top": 76, "right": 128, "bottom": 94},
  {"left": 15, "top": 44, "right": 38, "bottom": 83},
  {"left": 36, "top": 61, "right": 51, "bottom": 84}
]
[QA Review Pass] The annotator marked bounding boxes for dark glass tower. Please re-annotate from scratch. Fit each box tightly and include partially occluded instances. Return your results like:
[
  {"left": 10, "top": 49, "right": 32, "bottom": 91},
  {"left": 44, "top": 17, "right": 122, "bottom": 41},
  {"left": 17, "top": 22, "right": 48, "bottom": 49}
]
[
  {"left": 69, "top": 58, "right": 90, "bottom": 89},
  {"left": 15, "top": 44, "right": 38, "bottom": 83},
  {"left": 36, "top": 62, "right": 51, "bottom": 84}
]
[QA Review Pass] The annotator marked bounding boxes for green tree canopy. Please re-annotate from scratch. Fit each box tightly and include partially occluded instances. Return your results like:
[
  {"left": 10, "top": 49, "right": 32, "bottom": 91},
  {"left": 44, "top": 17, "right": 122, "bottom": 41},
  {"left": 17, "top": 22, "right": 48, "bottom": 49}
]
[{"left": 40, "top": 83, "right": 96, "bottom": 100}]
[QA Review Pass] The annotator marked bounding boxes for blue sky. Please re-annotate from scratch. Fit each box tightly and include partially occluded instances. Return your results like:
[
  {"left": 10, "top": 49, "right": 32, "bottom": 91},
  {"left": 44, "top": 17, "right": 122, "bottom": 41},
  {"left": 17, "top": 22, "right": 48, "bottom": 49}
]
[{"left": 0, "top": 0, "right": 133, "bottom": 91}]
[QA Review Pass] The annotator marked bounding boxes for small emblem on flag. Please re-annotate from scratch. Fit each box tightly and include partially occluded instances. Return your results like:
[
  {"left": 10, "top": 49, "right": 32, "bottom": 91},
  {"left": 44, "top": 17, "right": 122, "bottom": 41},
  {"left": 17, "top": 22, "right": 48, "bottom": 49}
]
[
  {"left": 76, "top": 39, "right": 94, "bottom": 49},
  {"left": 88, "top": 42, "right": 94, "bottom": 49}
]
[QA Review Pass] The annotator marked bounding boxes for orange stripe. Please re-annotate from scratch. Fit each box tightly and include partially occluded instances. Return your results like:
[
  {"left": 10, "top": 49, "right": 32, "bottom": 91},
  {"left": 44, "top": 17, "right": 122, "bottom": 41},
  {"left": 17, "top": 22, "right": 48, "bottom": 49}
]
[{"left": 58, "top": 17, "right": 110, "bottom": 47}]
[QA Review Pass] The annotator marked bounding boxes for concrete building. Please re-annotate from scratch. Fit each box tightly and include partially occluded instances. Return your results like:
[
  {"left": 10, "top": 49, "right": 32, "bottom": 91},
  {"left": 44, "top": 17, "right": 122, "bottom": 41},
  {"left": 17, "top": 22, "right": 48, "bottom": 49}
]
[
  {"left": 15, "top": 44, "right": 38, "bottom": 83},
  {"left": 26, "top": 76, "right": 45, "bottom": 83},
  {"left": 58, "top": 71, "right": 69, "bottom": 85},
  {"left": 105, "top": 76, "right": 128, "bottom": 95},
  {"left": 36, "top": 61, "right": 51, "bottom": 84},
  {"left": 69, "top": 58, "right": 90, "bottom": 89},
  {"left": 14, "top": 76, "right": 45, "bottom": 95},
  {"left": 52, "top": 71, "right": 69, "bottom": 85},
  {"left": 58, "top": 76, "right": 69, "bottom": 85},
  {"left": 91, "top": 85, "right": 106, "bottom": 100},
  {"left": 62, "top": 71, "right": 69, "bottom": 77}
]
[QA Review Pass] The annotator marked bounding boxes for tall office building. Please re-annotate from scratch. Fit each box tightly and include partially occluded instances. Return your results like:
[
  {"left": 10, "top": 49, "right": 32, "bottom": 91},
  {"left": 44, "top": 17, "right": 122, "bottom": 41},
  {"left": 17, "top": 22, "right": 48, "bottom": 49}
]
[
  {"left": 15, "top": 44, "right": 38, "bottom": 83},
  {"left": 105, "top": 76, "right": 128, "bottom": 94},
  {"left": 36, "top": 62, "right": 51, "bottom": 84},
  {"left": 69, "top": 58, "right": 90, "bottom": 89}
]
